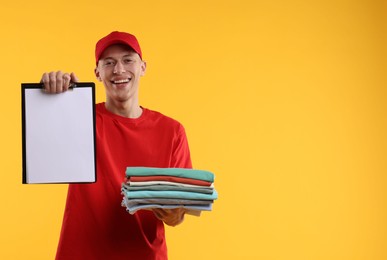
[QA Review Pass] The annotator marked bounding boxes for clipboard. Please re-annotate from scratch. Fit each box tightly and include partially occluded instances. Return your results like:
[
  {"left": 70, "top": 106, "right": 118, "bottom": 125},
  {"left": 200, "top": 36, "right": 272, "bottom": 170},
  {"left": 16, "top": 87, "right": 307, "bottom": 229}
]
[{"left": 21, "top": 83, "right": 97, "bottom": 184}]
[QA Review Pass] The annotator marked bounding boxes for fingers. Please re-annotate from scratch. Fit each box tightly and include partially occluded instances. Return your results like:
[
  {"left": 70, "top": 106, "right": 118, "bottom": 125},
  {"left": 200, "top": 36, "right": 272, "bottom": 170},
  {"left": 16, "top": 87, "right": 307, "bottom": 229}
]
[
  {"left": 62, "top": 73, "right": 71, "bottom": 92},
  {"left": 54, "top": 70, "right": 64, "bottom": 93},
  {"left": 153, "top": 208, "right": 175, "bottom": 219},
  {"left": 70, "top": 72, "right": 79, "bottom": 83},
  {"left": 41, "top": 72, "right": 50, "bottom": 91},
  {"left": 152, "top": 209, "right": 165, "bottom": 220},
  {"left": 40, "top": 71, "right": 78, "bottom": 94}
]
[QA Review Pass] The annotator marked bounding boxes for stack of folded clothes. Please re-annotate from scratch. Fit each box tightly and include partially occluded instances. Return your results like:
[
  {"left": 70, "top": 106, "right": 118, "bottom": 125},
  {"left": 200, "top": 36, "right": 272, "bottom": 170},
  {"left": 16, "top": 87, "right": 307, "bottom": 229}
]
[{"left": 121, "top": 167, "right": 218, "bottom": 216}]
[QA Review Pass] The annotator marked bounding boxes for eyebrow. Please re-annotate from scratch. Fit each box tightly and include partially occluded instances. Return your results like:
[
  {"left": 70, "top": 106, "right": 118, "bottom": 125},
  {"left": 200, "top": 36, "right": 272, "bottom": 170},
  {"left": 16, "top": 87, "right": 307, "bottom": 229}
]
[
  {"left": 102, "top": 53, "right": 136, "bottom": 61},
  {"left": 122, "top": 54, "right": 136, "bottom": 59}
]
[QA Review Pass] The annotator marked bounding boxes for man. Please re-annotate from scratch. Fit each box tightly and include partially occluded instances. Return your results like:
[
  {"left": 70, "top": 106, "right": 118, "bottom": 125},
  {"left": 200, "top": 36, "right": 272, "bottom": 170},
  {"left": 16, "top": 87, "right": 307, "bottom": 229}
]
[{"left": 41, "top": 31, "right": 192, "bottom": 259}]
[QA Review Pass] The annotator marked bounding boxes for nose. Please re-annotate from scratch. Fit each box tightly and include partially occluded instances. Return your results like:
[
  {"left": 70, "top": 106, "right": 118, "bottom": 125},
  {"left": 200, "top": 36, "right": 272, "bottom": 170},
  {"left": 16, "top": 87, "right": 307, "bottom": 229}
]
[{"left": 113, "top": 61, "right": 126, "bottom": 74}]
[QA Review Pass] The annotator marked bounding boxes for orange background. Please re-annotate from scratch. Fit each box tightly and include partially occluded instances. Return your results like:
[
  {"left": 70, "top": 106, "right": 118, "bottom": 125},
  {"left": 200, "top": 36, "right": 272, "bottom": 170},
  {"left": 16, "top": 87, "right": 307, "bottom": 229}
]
[{"left": 0, "top": 0, "right": 386, "bottom": 259}]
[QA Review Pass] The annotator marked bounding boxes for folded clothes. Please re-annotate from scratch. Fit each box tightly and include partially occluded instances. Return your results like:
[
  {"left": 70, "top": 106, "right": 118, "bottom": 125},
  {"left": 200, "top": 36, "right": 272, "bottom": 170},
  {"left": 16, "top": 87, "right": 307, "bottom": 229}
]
[
  {"left": 128, "top": 175, "right": 213, "bottom": 186},
  {"left": 122, "top": 200, "right": 213, "bottom": 215},
  {"left": 127, "top": 181, "right": 214, "bottom": 189},
  {"left": 122, "top": 184, "right": 214, "bottom": 194},
  {"left": 121, "top": 167, "right": 218, "bottom": 216},
  {"left": 122, "top": 198, "right": 213, "bottom": 207},
  {"left": 126, "top": 167, "right": 214, "bottom": 182},
  {"left": 122, "top": 189, "right": 218, "bottom": 201}
]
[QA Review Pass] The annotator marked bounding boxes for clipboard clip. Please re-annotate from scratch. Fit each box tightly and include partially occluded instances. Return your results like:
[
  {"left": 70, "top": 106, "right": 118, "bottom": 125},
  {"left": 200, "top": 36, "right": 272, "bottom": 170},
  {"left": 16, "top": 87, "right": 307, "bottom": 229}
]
[{"left": 68, "top": 82, "right": 77, "bottom": 90}]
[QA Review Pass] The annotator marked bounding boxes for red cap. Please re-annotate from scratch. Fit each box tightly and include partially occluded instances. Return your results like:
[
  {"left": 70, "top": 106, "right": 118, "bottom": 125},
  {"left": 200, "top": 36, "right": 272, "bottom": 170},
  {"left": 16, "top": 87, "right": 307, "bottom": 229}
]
[{"left": 95, "top": 31, "right": 142, "bottom": 64}]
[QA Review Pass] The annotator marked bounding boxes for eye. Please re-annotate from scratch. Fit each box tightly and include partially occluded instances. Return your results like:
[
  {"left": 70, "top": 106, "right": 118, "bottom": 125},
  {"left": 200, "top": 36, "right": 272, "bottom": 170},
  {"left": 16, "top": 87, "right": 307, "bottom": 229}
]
[
  {"left": 103, "top": 60, "right": 115, "bottom": 66},
  {"left": 123, "top": 58, "right": 133, "bottom": 64}
]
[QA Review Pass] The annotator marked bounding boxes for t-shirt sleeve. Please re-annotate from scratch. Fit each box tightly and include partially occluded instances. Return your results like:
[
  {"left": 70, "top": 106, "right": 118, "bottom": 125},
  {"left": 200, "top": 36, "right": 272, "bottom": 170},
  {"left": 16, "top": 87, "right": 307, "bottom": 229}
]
[{"left": 171, "top": 124, "right": 192, "bottom": 169}]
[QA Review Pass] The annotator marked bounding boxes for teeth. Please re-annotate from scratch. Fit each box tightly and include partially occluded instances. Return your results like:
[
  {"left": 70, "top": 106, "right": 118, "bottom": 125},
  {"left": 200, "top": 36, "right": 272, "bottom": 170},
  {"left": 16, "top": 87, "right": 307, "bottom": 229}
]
[{"left": 113, "top": 79, "right": 130, "bottom": 84}]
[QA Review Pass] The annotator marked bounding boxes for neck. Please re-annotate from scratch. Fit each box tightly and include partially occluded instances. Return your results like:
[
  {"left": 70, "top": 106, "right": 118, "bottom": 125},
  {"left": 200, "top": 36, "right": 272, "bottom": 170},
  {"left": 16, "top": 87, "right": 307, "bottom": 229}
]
[{"left": 105, "top": 98, "right": 143, "bottom": 118}]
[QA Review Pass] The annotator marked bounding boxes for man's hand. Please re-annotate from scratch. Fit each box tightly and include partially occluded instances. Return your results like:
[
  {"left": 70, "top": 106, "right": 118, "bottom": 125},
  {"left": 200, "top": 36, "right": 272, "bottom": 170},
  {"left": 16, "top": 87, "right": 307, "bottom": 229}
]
[
  {"left": 152, "top": 208, "right": 186, "bottom": 227},
  {"left": 41, "top": 71, "right": 79, "bottom": 94}
]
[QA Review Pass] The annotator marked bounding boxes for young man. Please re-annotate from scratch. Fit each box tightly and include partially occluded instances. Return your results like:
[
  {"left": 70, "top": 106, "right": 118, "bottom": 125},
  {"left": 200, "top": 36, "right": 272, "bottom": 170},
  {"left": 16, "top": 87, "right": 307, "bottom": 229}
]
[{"left": 41, "top": 31, "right": 192, "bottom": 260}]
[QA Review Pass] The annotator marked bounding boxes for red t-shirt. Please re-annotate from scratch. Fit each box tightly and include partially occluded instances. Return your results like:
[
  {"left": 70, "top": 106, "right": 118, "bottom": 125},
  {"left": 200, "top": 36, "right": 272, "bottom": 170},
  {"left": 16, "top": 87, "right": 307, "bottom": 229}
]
[{"left": 55, "top": 103, "right": 192, "bottom": 260}]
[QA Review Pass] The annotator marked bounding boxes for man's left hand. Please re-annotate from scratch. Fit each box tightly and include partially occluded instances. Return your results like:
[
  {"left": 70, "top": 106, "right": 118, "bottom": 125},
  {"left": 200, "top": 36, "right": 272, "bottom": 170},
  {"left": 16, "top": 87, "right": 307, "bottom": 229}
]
[{"left": 152, "top": 208, "right": 186, "bottom": 227}]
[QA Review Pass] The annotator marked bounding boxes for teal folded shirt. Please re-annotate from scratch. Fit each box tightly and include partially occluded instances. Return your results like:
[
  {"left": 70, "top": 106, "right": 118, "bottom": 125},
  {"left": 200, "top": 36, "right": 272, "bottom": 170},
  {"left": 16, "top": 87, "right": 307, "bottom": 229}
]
[
  {"left": 125, "top": 167, "right": 215, "bottom": 182},
  {"left": 123, "top": 189, "right": 218, "bottom": 200}
]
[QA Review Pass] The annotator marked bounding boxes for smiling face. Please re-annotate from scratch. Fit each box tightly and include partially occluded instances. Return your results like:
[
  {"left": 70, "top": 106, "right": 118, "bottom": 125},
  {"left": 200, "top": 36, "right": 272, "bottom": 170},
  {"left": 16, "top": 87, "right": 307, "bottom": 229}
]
[{"left": 95, "top": 44, "right": 146, "bottom": 105}]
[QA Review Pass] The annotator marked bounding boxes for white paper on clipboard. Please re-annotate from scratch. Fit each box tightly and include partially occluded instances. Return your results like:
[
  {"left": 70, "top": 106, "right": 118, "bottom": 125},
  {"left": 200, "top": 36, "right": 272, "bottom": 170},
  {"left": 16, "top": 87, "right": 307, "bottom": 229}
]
[{"left": 22, "top": 83, "right": 96, "bottom": 184}]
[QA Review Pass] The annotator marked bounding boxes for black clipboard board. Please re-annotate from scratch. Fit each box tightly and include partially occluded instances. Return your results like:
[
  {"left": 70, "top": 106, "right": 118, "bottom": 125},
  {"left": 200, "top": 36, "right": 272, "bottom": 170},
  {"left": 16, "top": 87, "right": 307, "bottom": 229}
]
[{"left": 22, "top": 83, "right": 97, "bottom": 184}]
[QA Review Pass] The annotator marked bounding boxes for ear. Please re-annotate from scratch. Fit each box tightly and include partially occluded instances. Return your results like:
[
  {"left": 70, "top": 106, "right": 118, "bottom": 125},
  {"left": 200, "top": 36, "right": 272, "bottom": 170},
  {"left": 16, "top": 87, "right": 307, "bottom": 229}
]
[
  {"left": 94, "top": 67, "right": 102, "bottom": 81},
  {"left": 140, "top": 60, "right": 147, "bottom": 76}
]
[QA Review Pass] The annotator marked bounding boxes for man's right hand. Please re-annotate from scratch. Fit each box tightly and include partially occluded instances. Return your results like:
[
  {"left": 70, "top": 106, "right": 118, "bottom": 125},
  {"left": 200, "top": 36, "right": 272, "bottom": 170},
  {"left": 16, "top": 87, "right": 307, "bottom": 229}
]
[{"left": 41, "top": 71, "right": 79, "bottom": 94}]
